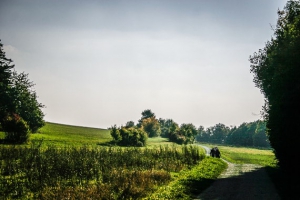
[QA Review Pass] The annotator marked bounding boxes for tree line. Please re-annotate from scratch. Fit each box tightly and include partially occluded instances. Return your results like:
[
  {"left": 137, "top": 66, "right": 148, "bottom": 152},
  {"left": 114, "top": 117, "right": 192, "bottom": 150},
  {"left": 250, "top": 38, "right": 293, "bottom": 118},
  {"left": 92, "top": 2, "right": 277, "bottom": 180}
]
[
  {"left": 110, "top": 109, "right": 270, "bottom": 148},
  {"left": 196, "top": 121, "right": 270, "bottom": 148}
]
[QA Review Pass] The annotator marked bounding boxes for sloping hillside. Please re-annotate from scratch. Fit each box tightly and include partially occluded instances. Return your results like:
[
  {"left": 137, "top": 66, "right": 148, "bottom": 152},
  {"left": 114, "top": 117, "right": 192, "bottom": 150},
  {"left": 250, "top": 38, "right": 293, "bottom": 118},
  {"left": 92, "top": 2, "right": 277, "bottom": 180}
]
[{"left": 30, "top": 122, "right": 111, "bottom": 146}]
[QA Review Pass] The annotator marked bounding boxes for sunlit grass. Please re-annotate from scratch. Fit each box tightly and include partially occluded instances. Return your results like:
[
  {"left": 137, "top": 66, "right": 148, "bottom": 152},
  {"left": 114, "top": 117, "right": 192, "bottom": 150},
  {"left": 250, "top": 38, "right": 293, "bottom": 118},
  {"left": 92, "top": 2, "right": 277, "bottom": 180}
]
[
  {"left": 145, "top": 157, "right": 227, "bottom": 199},
  {"left": 218, "top": 145, "right": 277, "bottom": 167},
  {"left": 30, "top": 122, "right": 111, "bottom": 147},
  {"left": 198, "top": 143, "right": 277, "bottom": 167}
]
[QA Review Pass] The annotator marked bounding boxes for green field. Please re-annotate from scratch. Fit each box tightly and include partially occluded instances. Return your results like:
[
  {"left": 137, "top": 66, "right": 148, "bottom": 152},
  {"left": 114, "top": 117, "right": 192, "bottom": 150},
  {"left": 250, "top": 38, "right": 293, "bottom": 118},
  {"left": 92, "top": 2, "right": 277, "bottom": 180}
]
[
  {"left": 199, "top": 143, "right": 277, "bottom": 167},
  {"left": 0, "top": 122, "right": 174, "bottom": 147},
  {"left": 0, "top": 122, "right": 279, "bottom": 199},
  {"left": 31, "top": 122, "right": 111, "bottom": 146}
]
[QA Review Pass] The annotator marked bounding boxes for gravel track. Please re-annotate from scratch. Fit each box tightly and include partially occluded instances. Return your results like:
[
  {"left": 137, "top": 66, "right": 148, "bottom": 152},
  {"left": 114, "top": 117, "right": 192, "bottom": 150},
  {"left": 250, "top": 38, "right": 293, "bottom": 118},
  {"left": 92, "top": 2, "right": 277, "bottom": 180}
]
[{"left": 195, "top": 146, "right": 281, "bottom": 200}]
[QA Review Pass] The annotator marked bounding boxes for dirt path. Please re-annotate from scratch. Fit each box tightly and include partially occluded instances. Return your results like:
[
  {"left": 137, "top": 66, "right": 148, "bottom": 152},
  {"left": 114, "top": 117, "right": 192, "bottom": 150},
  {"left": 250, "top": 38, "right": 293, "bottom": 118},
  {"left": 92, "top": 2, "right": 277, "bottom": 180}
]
[{"left": 195, "top": 146, "right": 281, "bottom": 200}]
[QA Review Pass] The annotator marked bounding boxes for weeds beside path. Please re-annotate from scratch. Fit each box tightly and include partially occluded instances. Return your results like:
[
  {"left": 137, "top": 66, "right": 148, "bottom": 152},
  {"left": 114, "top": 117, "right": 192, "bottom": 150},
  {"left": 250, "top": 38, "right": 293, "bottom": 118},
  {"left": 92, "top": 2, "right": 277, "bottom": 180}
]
[{"left": 196, "top": 146, "right": 281, "bottom": 200}]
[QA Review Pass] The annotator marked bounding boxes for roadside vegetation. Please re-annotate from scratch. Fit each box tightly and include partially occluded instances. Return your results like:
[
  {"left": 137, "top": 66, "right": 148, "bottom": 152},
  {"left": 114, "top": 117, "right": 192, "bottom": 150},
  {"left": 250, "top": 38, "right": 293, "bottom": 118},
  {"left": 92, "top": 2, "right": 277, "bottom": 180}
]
[{"left": 145, "top": 157, "right": 227, "bottom": 200}]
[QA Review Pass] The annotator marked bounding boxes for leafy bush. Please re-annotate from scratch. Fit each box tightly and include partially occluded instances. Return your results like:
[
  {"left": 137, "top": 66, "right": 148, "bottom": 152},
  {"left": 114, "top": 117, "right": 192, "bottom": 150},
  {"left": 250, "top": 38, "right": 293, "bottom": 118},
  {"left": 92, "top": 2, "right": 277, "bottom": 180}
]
[
  {"left": 2, "top": 114, "right": 29, "bottom": 143},
  {"left": 110, "top": 125, "right": 148, "bottom": 147},
  {"left": 141, "top": 117, "right": 161, "bottom": 137},
  {"left": 159, "top": 118, "right": 179, "bottom": 138},
  {"left": 169, "top": 123, "right": 197, "bottom": 145}
]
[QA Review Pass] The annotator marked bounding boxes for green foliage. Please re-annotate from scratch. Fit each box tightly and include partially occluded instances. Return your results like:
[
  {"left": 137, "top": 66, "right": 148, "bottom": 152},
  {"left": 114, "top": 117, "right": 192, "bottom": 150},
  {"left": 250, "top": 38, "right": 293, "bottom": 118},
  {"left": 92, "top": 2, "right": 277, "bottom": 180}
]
[
  {"left": 249, "top": 1, "right": 300, "bottom": 172},
  {"left": 110, "top": 125, "right": 148, "bottom": 147},
  {"left": 10, "top": 72, "right": 45, "bottom": 132},
  {"left": 146, "top": 157, "right": 227, "bottom": 200},
  {"left": 253, "top": 121, "right": 270, "bottom": 147},
  {"left": 197, "top": 121, "right": 270, "bottom": 148},
  {"left": 0, "top": 40, "right": 45, "bottom": 138},
  {"left": 125, "top": 120, "right": 135, "bottom": 128},
  {"left": 2, "top": 113, "right": 29, "bottom": 143},
  {"left": 110, "top": 125, "right": 122, "bottom": 142},
  {"left": 226, "top": 122, "right": 256, "bottom": 146},
  {"left": 169, "top": 123, "right": 197, "bottom": 145},
  {"left": 138, "top": 109, "right": 156, "bottom": 125},
  {"left": 196, "top": 123, "right": 230, "bottom": 144},
  {"left": 0, "top": 40, "right": 14, "bottom": 121},
  {"left": 0, "top": 144, "right": 205, "bottom": 199},
  {"left": 159, "top": 118, "right": 179, "bottom": 138},
  {"left": 141, "top": 117, "right": 161, "bottom": 137}
]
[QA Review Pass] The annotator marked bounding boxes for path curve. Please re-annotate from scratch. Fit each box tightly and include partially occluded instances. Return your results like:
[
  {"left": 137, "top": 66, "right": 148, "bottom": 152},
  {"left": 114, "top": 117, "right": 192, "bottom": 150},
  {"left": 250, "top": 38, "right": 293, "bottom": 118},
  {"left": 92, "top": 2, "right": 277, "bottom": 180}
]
[{"left": 196, "top": 145, "right": 281, "bottom": 200}]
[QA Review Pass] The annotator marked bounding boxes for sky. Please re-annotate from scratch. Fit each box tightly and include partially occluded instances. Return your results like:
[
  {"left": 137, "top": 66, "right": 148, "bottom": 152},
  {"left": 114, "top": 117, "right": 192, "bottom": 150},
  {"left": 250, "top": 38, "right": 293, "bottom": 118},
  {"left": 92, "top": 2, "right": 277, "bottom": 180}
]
[{"left": 0, "top": 0, "right": 288, "bottom": 129}]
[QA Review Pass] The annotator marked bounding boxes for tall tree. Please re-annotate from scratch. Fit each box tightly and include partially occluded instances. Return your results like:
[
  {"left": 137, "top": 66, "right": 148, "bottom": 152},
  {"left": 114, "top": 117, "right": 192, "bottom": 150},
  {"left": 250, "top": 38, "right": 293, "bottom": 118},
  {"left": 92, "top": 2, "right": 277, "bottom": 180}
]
[
  {"left": 249, "top": 1, "right": 300, "bottom": 173},
  {"left": 138, "top": 109, "right": 156, "bottom": 126},
  {"left": 0, "top": 40, "right": 14, "bottom": 122},
  {"left": 141, "top": 116, "right": 161, "bottom": 137},
  {"left": 159, "top": 118, "right": 179, "bottom": 138},
  {"left": 0, "top": 40, "right": 45, "bottom": 141}
]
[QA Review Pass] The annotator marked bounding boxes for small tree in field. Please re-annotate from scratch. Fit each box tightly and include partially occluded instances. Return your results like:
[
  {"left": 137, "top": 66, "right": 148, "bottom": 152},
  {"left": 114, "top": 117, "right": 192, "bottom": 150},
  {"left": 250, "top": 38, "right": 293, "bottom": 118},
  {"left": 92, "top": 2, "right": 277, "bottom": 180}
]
[{"left": 141, "top": 117, "right": 161, "bottom": 137}]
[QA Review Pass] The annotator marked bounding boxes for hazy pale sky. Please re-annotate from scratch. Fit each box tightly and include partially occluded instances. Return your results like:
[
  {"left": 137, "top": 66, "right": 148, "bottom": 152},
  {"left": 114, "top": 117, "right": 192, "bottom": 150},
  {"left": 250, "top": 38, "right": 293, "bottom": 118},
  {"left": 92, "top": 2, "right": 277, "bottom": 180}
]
[{"left": 0, "top": 0, "right": 288, "bottom": 129}]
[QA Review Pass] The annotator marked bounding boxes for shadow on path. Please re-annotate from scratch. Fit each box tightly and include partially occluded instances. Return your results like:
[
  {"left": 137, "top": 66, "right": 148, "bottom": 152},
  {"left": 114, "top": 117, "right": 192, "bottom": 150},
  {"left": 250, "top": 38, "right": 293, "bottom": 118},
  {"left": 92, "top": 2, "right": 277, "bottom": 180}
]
[{"left": 195, "top": 165, "right": 280, "bottom": 200}]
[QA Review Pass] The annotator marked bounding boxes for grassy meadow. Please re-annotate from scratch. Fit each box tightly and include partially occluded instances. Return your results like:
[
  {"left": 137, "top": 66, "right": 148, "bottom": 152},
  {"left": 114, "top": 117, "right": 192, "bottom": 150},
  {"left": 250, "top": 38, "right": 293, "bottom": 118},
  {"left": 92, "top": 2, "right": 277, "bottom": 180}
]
[
  {"left": 31, "top": 122, "right": 112, "bottom": 147},
  {"left": 199, "top": 144, "right": 277, "bottom": 167},
  {"left": 0, "top": 122, "right": 278, "bottom": 199}
]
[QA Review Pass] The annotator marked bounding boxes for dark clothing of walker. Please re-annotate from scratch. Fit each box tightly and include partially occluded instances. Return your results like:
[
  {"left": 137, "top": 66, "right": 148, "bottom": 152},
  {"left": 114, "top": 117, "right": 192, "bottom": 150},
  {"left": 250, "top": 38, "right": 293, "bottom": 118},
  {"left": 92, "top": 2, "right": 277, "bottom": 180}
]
[{"left": 210, "top": 147, "right": 221, "bottom": 158}]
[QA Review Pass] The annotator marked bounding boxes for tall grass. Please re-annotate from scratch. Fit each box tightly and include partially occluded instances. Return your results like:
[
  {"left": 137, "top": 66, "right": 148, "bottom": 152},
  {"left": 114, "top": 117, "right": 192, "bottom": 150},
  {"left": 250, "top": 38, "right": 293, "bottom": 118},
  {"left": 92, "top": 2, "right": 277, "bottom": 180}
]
[{"left": 0, "top": 143, "right": 205, "bottom": 199}]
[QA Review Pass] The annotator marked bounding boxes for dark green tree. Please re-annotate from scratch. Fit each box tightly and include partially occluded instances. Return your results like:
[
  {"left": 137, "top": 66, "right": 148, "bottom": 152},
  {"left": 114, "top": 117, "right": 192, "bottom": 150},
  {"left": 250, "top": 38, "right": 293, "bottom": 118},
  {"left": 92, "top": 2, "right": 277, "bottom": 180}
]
[
  {"left": 207, "top": 123, "right": 230, "bottom": 144},
  {"left": 110, "top": 125, "right": 147, "bottom": 147},
  {"left": 196, "top": 125, "right": 210, "bottom": 143},
  {"left": 125, "top": 121, "right": 135, "bottom": 128},
  {"left": 159, "top": 118, "right": 179, "bottom": 138},
  {"left": 0, "top": 40, "right": 45, "bottom": 142},
  {"left": 10, "top": 72, "right": 45, "bottom": 132},
  {"left": 0, "top": 40, "right": 14, "bottom": 123},
  {"left": 169, "top": 123, "right": 197, "bottom": 144},
  {"left": 249, "top": 1, "right": 300, "bottom": 172},
  {"left": 137, "top": 109, "right": 155, "bottom": 127},
  {"left": 180, "top": 123, "right": 198, "bottom": 144}
]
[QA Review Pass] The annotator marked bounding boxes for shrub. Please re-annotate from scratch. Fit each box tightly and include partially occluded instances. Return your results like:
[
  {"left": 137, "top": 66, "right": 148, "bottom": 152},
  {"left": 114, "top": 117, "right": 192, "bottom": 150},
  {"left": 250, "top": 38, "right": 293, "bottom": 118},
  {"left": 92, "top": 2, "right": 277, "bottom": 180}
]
[
  {"left": 2, "top": 114, "right": 29, "bottom": 143},
  {"left": 110, "top": 126, "right": 148, "bottom": 147}
]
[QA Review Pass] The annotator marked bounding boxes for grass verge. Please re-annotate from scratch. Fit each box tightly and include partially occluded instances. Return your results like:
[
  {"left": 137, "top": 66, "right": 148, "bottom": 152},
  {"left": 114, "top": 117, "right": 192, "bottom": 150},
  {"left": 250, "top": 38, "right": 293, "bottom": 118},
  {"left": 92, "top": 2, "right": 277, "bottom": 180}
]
[{"left": 144, "top": 157, "right": 227, "bottom": 200}]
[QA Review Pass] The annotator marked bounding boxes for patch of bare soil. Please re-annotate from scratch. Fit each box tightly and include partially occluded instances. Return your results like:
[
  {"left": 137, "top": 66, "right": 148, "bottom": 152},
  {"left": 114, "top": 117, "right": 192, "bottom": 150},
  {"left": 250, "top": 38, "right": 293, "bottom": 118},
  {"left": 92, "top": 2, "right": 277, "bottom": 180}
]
[{"left": 195, "top": 159, "right": 281, "bottom": 200}]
